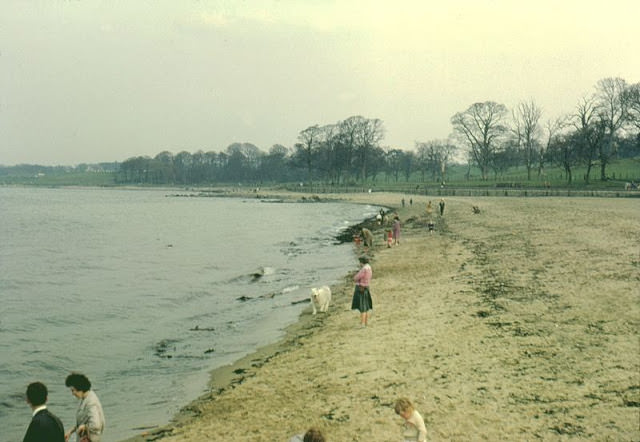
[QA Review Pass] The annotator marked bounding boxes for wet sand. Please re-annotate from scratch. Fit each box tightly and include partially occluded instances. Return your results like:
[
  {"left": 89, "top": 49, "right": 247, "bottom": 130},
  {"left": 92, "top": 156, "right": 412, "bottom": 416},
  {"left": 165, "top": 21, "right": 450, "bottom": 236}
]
[{"left": 127, "top": 193, "right": 639, "bottom": 441}]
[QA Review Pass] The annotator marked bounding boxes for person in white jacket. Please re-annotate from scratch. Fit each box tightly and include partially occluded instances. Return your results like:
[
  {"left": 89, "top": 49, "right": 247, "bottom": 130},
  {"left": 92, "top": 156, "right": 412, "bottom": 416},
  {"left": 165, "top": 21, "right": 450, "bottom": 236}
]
[{"left": 64, "top": 373, "right": 105, "bottom": 442}]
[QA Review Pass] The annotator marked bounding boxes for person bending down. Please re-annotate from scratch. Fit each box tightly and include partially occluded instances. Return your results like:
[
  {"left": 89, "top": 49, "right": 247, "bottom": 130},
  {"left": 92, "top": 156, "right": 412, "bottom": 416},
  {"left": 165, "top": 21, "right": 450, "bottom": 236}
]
[{"left": 395, "top": 397, "right": 427, "bottom": 442}]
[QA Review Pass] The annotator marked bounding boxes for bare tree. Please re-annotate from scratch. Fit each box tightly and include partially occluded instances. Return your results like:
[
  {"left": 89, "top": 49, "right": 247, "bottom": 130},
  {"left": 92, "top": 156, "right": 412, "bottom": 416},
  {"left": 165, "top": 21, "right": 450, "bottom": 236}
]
[
  {"left": 595, "top": 77, "right": 629, "bottom": 180},
  {"left": 367, "top": 145, "right": 387, "bottom": 182},
  {"left": 491, "top": 141, "right": 520, "bottom": 178},
  {"left": 337, "top": 116, "right": 360, "bottom": 183},
  {"left": 260, "top": 144, "right": 290, "bottom": 182},
  {"left": 154, "top": 151, "right": 176, "bottom": 183},
  {"left": 548, "top": 132, "right": 579, "bottom": 184},
  {"left": 541, "top": 116, "right": 569, "bottom": 178},
  {"left": 297, "top": 125, "right": 322, "bottom": 185},
  {"left": 451, "top": 101, "right": 509, "bottom": 180},
  {"left": 355, "top": 117, "right": 385, "bottom": 181},
  {"left": 622, "top": 82, "right": 640, "bottom": 131},
  {"left": 415, "top": 140, "right": 456, "bottom": 183},
  {"left": 572, "top": 97, "right": 605, "bottom": 184},
  {"left": 205, "top": 150, "right": 222, "bottom": 182},
  {"left": 512, "top": 100, "right": 543, "bottom": 180},
  {"left": 174, "top": 151, "right": 193, "bottom": 184},
  {"left": 191, "top": 150, "right": 207, "bottom": 183},
  {"left": 414, "top": 142, "right": 430, "bottom": 182},
  {"left": 385, "top": 148, "right": 405, "bottom": 182},
  {"left": 316, "top": 124, "right": 340, "bottom": 184}
]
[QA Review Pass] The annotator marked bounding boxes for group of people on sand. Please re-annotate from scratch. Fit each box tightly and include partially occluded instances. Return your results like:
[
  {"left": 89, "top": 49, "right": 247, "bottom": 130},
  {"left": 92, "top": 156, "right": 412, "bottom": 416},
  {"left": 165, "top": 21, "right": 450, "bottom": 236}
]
[
  {"left": 426, "top": 198, "right": 446, "bottom": 216},
  {"left": 363, "top": 213, "right": 402, "bottom": 250},
  {"left": 345, "top": 206, "right": 428, "bottom": 440},
  {"left": 340, "top": 198, "right": 444, "bottom": 439},
  {"left": 22, "top": 373, "right": 105, "bottom": 442},
  {"left": 354, "top": 198, "right": 448, "bottom": 327},
  {"left": 374, "top": 198, "right": 447, "bottom": 247},
  {"left": 363, "top": 198, "right": 447, "bottom": 249}
]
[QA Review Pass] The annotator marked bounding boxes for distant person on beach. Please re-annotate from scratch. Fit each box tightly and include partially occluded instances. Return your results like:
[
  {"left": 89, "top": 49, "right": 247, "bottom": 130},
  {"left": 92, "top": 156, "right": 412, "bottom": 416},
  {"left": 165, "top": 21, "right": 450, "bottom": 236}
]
[
  {"left": 426, "top": 201, "right": 433, "bottom": 217},
  {"left": 392, "top": 215, "right": 401, "bottom": 245},
  {"left": 351, "top": 256, "right": 373, "bottom": 327},
  {"left": 439, "top": 198, "right": 445, "bottom": 216},
  {"left": 402, "top": 198, "right": 405, "bottom": 207},
  {"left": 409, "top": 198, "right": 413, "bottom": 206},
  {"left": 361, "top": 228, "right": 374, "bottom": 248},
  {"left": 23, "top": 382, "right": 65, "bottom": 442},
  {"left": 394, "top": 397, "right": 427, "bottom": 442},
  {"left": 65, "top": 373, "right": 105, "bottom": 442}
]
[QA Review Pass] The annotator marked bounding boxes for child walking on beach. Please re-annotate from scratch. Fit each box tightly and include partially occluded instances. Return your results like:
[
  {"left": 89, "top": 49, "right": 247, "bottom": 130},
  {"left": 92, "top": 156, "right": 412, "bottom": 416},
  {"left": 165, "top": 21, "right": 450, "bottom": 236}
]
[{"left": 395, "top": 397, "right": 427, "bottom": 442}]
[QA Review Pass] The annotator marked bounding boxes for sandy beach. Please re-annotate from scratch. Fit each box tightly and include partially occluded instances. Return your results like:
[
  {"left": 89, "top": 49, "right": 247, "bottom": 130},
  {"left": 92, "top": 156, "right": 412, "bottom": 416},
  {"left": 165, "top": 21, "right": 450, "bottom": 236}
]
[{"left": 127, "top": 193, "right": 639, "bottom": 441}]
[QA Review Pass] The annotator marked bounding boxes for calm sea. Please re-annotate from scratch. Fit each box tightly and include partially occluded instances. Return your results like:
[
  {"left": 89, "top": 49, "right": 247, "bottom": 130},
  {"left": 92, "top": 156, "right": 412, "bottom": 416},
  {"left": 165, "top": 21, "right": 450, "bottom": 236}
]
[{"left": 0, "top": 187, "right": 380, "bottom": 441}]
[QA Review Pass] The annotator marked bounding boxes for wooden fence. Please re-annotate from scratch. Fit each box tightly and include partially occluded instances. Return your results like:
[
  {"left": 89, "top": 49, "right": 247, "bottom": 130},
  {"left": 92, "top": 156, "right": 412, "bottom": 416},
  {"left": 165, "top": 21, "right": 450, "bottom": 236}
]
[{"left": 280, "top": 184, "right": 640, "bottom": 199}]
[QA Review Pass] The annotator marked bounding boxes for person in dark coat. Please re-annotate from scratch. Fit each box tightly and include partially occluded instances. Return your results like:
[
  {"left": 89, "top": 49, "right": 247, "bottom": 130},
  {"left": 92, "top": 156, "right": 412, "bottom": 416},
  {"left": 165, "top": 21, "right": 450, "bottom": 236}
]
[{"left": 23, "top": 382, "right": 65, "bottom": 442}]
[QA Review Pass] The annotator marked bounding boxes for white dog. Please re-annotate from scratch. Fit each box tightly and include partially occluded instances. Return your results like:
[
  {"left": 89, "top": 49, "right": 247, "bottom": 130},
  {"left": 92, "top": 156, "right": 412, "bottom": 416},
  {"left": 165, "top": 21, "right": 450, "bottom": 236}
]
[{"left": 310, "top": 286, "right": 332, "bottom": 315}]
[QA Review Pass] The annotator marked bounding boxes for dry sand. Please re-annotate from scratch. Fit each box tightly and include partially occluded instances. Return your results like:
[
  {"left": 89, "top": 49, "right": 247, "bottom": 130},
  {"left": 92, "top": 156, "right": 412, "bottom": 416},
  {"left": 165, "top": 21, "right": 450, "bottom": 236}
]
[{"left": 129, "top": 193, "right": 639, "bottom": 441}]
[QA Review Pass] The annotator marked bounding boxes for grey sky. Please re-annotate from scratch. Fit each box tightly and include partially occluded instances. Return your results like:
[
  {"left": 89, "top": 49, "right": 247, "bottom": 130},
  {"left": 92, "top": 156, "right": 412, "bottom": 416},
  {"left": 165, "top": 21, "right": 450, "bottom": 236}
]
[{"left": 1, "top": 0, "right": 638, "bottom": 166}]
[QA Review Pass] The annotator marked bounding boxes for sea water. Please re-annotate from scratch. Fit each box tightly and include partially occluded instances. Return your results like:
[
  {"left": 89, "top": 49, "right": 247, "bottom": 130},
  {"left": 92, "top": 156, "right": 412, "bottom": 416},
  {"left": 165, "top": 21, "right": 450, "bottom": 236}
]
[{"left": 0, "top": 187, "right": 380, "bottom": 441}]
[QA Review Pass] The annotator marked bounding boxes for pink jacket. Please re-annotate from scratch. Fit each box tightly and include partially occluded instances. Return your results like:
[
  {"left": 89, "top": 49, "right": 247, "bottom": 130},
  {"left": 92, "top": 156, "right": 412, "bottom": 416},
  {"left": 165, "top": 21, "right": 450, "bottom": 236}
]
[{"left": 354, "top": 264, "right": 372, "bottom": 287}]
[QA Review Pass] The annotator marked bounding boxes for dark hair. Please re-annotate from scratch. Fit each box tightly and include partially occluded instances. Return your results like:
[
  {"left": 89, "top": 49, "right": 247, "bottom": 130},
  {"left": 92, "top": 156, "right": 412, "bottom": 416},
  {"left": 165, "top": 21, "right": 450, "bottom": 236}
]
[
  {"left": 303, "top": 427, "right": 325, "bottom": 442},
  {"left": 26, "top": 382, "right": 48, "bottom": 407},
  {"left": 358, "top": 256, "right": 369, "bottom": 264},
  {"left": 65, "top": 373, "right": 91, "bottom": 392}
]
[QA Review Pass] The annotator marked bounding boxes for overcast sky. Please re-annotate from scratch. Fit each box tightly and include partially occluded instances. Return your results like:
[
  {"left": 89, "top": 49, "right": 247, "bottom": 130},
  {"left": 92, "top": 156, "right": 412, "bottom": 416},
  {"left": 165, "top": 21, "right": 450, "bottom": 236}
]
[{"left": 1, "top": 0, "right": 638, "bottom": 166}]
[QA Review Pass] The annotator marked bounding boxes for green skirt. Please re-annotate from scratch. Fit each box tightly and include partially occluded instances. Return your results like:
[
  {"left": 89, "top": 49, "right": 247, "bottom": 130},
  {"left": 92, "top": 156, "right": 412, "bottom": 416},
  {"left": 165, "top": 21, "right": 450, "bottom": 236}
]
[{"left": 351, "top": 285, "right": 373, "bottom": 312}]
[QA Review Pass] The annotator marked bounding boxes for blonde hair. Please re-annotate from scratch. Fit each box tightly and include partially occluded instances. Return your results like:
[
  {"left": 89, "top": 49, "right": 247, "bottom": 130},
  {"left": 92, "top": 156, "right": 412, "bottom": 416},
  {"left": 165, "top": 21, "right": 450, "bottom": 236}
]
[{"left": 394, "top": 397, "right": 414, "bottom": 415}]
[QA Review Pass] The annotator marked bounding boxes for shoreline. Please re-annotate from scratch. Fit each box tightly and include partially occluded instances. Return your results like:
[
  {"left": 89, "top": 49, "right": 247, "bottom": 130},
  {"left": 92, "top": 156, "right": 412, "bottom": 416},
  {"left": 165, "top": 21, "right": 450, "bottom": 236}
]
[
  {"left": 122, "top": 190, "right": 389, "bottom": 442},
  {"left": 123, "top": 192, "right": 639, "bottom": 441}
]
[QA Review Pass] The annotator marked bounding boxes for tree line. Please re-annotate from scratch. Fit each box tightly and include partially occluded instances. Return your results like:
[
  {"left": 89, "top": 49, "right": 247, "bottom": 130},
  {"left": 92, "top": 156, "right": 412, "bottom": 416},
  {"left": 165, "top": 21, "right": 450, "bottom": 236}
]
[{"left": 117, "top": 77, "right": 639, "bottom": 186}]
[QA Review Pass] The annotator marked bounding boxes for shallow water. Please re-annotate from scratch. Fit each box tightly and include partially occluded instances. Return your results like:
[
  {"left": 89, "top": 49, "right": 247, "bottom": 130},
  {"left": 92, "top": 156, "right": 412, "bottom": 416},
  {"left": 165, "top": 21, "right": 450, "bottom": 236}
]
[{"left": 0, "top": 187, "right": 380, "bottom": 441}]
